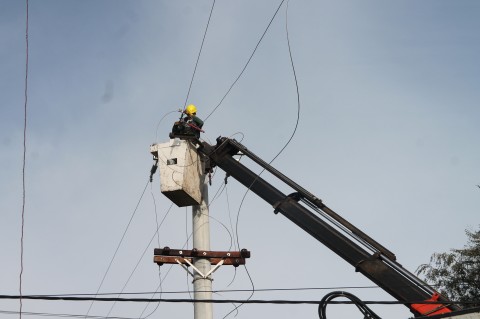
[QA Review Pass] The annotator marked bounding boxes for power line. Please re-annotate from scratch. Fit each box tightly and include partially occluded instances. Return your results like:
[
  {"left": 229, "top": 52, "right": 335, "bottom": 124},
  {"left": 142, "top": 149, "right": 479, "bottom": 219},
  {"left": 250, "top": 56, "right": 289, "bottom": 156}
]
[
  {"left": 14, "top": 283, "right": 449, "bottom": 298},
  {"left": 223, "top": 2, "right": 301, "bottom": 316},
  {"left": 0, "top": 309, "right": 137, "bottom": 319},
  {"left": 0, "top": 294, "right": 476, "bottom": 306},
  {"left": 84, "top": 179, "right": 150, "bottom": 318},
  {"left": 102, "top": 201, "right": 174, "bottom": 318},
  {"left": 20, "top": 1, "right": 29, "bottom": 318},
  {"left": 182, "top": 0, "right": 216, "bottom": 110},
  {"left": 318, "top": 291, "right": 381, "bottom": 319},
  {"left": 204, "top": 0, "right": 286, "bottom": 122}
]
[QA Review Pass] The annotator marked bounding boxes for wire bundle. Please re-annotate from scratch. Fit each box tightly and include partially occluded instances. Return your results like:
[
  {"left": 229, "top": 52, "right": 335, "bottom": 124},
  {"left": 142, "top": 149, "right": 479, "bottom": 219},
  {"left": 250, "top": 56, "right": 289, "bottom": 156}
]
[{"left": 318, "top": 291, "right": 382, "bottom": 319}]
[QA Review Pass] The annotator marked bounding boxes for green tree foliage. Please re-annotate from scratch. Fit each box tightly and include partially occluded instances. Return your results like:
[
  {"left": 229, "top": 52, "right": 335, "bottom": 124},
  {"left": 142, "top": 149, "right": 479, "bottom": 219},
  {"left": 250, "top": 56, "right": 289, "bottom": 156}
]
[{"left": 416, "top": 227, "right": 480, "bottom": 308}]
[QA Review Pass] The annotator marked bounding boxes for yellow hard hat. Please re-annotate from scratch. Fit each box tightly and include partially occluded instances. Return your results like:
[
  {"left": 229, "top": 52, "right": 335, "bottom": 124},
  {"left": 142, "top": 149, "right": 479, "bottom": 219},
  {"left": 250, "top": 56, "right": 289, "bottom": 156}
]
[{"left": 185, "top": 104, "right": 197, "bottom": 115}]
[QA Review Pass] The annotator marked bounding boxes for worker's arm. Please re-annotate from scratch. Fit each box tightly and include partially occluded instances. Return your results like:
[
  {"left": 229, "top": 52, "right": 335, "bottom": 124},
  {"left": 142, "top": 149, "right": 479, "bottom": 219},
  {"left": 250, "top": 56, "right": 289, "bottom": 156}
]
[{"left": 192, "top": 116, "right": 204, "bottom": 128}]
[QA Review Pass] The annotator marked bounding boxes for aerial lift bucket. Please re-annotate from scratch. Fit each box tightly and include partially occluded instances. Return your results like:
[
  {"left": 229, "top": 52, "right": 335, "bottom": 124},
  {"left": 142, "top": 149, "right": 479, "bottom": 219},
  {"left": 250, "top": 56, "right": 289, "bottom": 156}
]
[{"left": 150, "top": 139, "right": 203, "bottom": 207}]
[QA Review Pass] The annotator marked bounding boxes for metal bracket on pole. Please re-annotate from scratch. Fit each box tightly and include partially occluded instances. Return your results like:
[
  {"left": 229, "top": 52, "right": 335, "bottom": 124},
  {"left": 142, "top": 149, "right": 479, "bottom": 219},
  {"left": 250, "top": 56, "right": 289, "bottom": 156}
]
[
  {"left": 175, "top": 257, "right": 225, "bottom": 279},
  {"left": 154, "top": 247, "right": 251, "bottom": 269},
  {"left": 204, "top": 259, "right": 224, "bottom": 278},
  {"left": 176, "top": 258, "right": 196, "bottom": 278}
]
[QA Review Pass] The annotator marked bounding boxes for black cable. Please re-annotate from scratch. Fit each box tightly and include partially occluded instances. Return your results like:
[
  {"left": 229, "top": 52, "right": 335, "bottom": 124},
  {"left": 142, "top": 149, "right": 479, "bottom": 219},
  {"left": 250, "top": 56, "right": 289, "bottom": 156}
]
[
  {"left": 225, "top": 184, "right": 238, "bottom": 251},
  {"left": 318, "top": 291, "right": 382, "bottom": 319},
  {"left": 103, "top": 201, "right": 174, "bottom": 318},
  {"left": 153, "top": 109, "right": 178, "bottom": 143},
  {"left": 224, "top": 2, "right": 302, "bottom": 316},
  {"left": 20, "top": 2, "right": 29, "bottom": 318},
  {"left": 137, "top": 264, "right": 176, "bottom": 319},
  {"left": 204, "top": 0, "right": 286, "bottom": 122},
  {"left": 182, "top": 0, "right": 216, "bottom": 110},
  {"left": 0, "top": 309, "right": 137, "bottom": 319},
  {"left": 133, "top": 190, "right": 166, "bottom": 319},
  {"left": 84, "top": 179, "right": 150, "bottom": 318},
  {"left": 232, "top": 0, "right": 302, "bottom": 256},
  {"left": 139, "top": 267, "right": 162, "bottom": 319},
  {"left": 20, "top": 284, "right": 452, "bottom": 298},
  {"left": 0, "top": 294, "right": 475, "bottom": 305}
]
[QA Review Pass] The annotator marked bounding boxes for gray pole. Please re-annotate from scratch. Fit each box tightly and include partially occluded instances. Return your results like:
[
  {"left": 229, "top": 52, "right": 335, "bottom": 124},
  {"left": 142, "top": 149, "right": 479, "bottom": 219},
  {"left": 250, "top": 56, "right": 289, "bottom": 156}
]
[{"left": 192, "top": 175, "right": 213, "bottom": 319}]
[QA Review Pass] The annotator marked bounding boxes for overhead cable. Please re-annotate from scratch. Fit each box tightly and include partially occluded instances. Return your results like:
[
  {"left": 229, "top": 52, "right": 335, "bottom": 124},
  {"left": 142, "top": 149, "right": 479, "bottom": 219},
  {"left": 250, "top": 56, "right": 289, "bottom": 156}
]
[
  {"left": 183, "top": 0, "right": 216, "bottom": 110},
  {"left": 225, "top": 2, "right": 301, "bottom": 316},
  {"left": 19, "top": 1, "right": 29, "bottom": 318},
  {"left": 0, "top": 309, "right": 136, "bottom": 319},
  {"left": 318, "top": 291, "right": 382, "bottom": 319},
  {"left": 84, "top": 179, "right": 150, "bottom": 318},
  {"left": 103, "top": 201, "right": 174, "bottom": 318},
  {"left": 0, "top": 295, "right": 475, "bottom": 305},
  {"left": 204, "top": 0, "right": 286, "bottom": 122},
  {"left": 16, "top": 283, "right": 448, "bottom": 298}
]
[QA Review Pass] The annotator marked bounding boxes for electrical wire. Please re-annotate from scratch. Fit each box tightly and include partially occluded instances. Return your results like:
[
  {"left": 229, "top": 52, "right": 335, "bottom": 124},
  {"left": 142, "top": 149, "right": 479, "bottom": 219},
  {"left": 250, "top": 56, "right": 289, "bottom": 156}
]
[
  {"left": 222, "top": 2, "right": 302, "bottom": 316},
  {"left": 151, "top": 185, "right": 161, "bottom": 248},
  {"left": 135, "top": 186, "right": 165, "bottom": 319},
  {"left": 18, "top": 283, "right": 449, "bottom": 297},
  {"left": 224, "top": 184, "right": 238, "bottom": 251},
  {"left": 103, "top": 201, "right": 174, "bottom": 318},
  {"left": 185, "top": 206, "right": 192, "bottom": 303},
  {"left": 220, "top": 265, "right": 255, "bottom": 319},
  {"left": 19, "top": 1, "right": 29, "bottom": 318},
  {"left": 140, "top": 200, "right": 172, "bottom": 318},
  {"left": 204, "top": 0, "right": 286, "bottom": 122},
  {"left": 207, "top": 180, "right": 226, "bottom": 206},
  {"left": 182, "top": 0, "right": 216, "bottom": 111},
  {"left": 318, "top": 291, "right": 382, "bottom": 319},
  {"left": 138, "top": 209, "right": 227, "bottom": 318},
  {"left": 137, "top": 264, "right": 176, "bottom": 319},
  {"left": 0, "top": 309, "right": 137, "bottom": 319},
  {"left": 84, "top": 180, "right": 150, "bottom": 319},
  {"left": 153, "top": 110, "right": 178, "bottom": 143},
  {"left": 0, "top": 294, "right": 475, "bottom": 305}
]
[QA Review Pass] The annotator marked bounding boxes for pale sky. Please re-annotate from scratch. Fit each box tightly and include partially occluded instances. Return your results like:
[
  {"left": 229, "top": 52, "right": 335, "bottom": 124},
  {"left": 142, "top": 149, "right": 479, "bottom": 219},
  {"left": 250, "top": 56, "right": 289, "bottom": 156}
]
[{"left": 1, "top": 1, "right": 480, "bottom": 319}]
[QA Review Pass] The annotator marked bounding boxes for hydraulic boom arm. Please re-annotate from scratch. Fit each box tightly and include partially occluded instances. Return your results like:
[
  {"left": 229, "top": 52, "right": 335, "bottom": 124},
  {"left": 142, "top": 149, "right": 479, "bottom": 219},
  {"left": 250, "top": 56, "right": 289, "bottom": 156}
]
[{"left": 198, "top": 136, "right": 459, "bottom": 317}]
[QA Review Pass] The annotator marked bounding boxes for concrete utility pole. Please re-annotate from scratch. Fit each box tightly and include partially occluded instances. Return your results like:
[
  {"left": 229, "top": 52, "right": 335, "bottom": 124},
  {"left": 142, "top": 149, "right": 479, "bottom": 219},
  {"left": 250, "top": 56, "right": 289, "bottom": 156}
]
[
  {"left": 151, "top": 140, "right": 249, "bottom": 319},
  {"left": 192, "top": 176, "right": 213, "bottom": 319}
]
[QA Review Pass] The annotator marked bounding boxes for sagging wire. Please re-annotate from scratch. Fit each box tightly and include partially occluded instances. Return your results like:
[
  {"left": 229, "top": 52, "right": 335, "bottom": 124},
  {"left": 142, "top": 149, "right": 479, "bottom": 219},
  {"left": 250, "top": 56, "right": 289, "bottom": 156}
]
[
  {"left": 0, "top": 309, "right": 136, "bottom": 319},
  {"left": 84, "top": 180, "right": 150, "bottom": 319},
  {"left": 318, "top": 291, "right": 382, "bottom": 319},
  {"left": 184, "top": 205, "right": 193, "bottom": 303},
  {"left": 140, "top": 187, "right": 164, "bottom": 319},
  {"left": 151, "top": 186, "right": 161, "bottom": 248},
  {"left": 206, "top": 182, "right": 226, "bottom": 209},
  {"left": 153, "top": 110, "right": 178, "bottom": 144},
  {"left": 225, "top": 177, "right": 238, "bottom": 252},
  {"left": 212, "top": 291, "right": 239, "bottom": 318},
  {"left": 137, "top": 264, "right": 176, "bottom": 319},
  {"left": 137, "top": 222, "right": 204, "bottom": 319},
  {"left": 103, "top": 201, "right": 174, "bottom": 318},
  {"left": 19, "top": 1, "right": 29, "bottom": 318},
  {"left": 204, "top": 0, "right": 286, "bottom": 122},
  {"left": 223, "top": 185, "right": 240, "bottom": 290},
  {"left": 4, "top": 294, "right": 476, "bottom": 305},
  {"left": 182, "top": 0, "right": 216, "bottom": 112},
  {"left": 222, "top": 1, "right": 301, "bottom": 317},
  {"left": 154, "top": 0, "right": 214, "bottom": 139},
  {"left": 18, "top": 283, "right": 451, "bottom": 297}
]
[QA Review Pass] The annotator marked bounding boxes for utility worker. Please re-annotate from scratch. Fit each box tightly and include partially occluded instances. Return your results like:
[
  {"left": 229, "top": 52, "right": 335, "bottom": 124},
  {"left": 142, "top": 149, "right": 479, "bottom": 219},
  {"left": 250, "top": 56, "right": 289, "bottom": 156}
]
[
  {"left": 184, "top": 104, "right": 204, "bottom": 133},
  {"left": 171, "top": 104, "right": 204, "bottom": 138}
]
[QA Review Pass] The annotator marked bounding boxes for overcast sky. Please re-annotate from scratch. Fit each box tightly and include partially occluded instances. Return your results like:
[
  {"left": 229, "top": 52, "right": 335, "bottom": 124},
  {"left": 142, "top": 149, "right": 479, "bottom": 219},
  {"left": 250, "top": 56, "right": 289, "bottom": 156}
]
[{"left": 1, "top": 1, "right": 480, "bottom": 319}]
